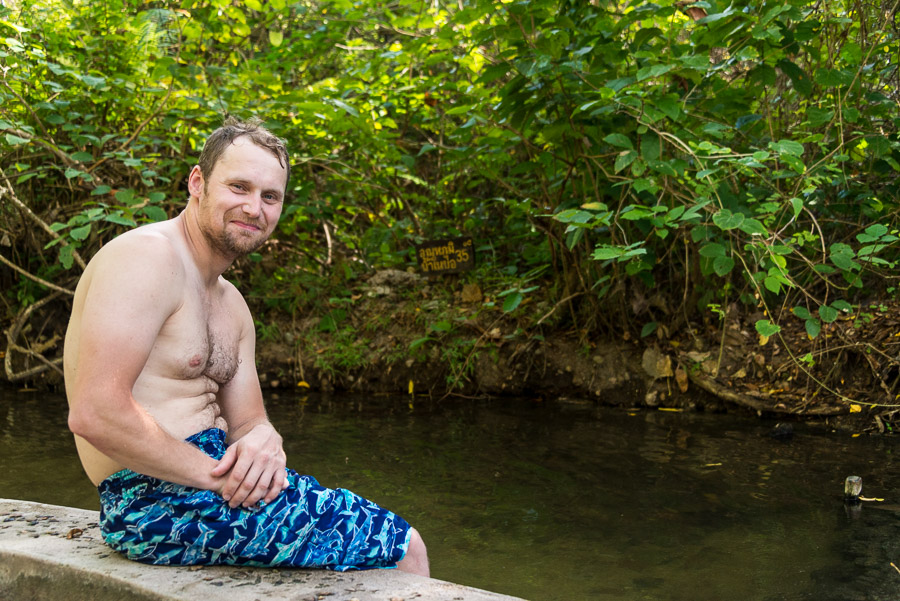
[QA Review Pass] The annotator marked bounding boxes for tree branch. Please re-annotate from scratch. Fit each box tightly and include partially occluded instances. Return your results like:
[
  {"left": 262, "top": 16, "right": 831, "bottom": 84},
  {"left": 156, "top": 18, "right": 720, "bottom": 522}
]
[
  {"left": 0, "top": 252, "right": 74, "bottom": 296},
  {"left": 0, "top": 166, "right": 87, "bottom": 270}
]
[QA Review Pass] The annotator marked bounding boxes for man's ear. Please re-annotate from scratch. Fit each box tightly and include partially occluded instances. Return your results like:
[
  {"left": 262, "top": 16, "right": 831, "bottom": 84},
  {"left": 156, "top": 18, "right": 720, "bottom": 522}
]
[{"left": 187, "top": 165, "right": 205, "bottom": 200}]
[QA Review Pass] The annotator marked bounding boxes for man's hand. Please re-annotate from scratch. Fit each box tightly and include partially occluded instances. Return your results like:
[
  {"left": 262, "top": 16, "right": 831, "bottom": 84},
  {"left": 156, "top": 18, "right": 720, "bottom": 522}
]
[{"left": 210, "top": 423, "right": 288, "bottom": 508}]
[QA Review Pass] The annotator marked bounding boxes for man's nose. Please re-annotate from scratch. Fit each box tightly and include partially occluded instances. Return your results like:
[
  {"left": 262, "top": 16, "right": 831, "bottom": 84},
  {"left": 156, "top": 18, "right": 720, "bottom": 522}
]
[{"left": 242, "top": 193, "right": 262, "bottom": 217}]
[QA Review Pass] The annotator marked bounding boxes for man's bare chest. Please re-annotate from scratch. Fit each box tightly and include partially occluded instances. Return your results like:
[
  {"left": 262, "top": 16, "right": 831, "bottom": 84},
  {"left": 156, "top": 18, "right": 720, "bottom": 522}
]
[{"left": 155, "top": 296, "right": 241, "bottom": 385}]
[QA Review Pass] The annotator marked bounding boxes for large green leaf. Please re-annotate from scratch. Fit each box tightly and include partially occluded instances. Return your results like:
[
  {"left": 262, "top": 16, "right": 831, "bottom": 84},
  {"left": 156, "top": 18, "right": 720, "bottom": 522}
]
[
  {"left": 712, "top": 209, "right": 745, "bottom": 230},
  {"left": 755, "top": 320, "right": 781, "bottom": 337},
  {"left": 603, "top": 133, "right": 633, "bottom": 149},
  {"left": 777, "top": 59, "right": 813, "bottom": 96}
]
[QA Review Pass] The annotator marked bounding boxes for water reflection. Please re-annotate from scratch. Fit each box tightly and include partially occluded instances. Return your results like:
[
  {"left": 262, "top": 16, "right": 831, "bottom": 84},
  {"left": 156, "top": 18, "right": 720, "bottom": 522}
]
[
  {"left": 1, "top": 386, "right": 899, "bottom": 600},
  {"left": 0, "top": 387, "right": 97, "bottom": 509}
]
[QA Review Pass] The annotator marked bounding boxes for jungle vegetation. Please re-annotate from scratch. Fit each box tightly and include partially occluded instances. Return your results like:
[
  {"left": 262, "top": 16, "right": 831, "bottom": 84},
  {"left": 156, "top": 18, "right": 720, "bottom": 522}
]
[{"left": 1, "top": 0, "right": 899, "bottom": 401}]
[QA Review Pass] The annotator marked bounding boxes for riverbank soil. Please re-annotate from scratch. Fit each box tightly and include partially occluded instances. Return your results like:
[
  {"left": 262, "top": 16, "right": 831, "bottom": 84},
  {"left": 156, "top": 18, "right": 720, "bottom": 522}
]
[
  {"left": 4, "top": 269, "right": 896, "bottom": 433},
  {"left": 251, "top": 270, "right": 898, "bottom": 433}
]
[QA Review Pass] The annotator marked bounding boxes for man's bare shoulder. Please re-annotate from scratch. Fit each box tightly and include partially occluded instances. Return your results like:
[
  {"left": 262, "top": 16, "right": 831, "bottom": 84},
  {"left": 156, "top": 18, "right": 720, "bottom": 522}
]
[
  {"left": 76, "top": 220, "right": 189, "bottom": 308},
  {"left": 93, "top": 221, "right": 180, "bottom": 261},
  {"left": 85, "top": 221, "right": 186, "bottom": 276},
  {"left": 217, "top": 276, "right": 254, "bottom": 327}
]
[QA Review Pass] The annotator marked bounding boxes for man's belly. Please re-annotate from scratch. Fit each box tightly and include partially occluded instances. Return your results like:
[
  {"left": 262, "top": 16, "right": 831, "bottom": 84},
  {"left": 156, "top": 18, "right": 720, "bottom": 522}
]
[{"left": 75, "top": 391, "right": 227, "bottom": 486}]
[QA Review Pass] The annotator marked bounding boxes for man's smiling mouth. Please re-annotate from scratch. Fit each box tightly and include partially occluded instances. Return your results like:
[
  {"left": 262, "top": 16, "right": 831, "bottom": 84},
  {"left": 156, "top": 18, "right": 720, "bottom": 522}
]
[{"left": 231, "top": 220, "right": 263, "bottom": 231}]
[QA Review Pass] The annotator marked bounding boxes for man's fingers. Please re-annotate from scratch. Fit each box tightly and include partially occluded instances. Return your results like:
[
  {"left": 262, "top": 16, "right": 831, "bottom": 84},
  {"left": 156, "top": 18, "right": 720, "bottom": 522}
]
[
  {"left": 230, "top": 451, "right": 274, "bottom": 507},
  {"left": 210, "top": 445, "right": 237, "bottom": 477},
  {"left": 212, "top": 427, "right": 288, "bottom": 508},
  {"left": 245, "top": 477, "right": 271, "bottom": 508},
  {"left": 235, "top": 462, "right": 272, "bottom": 508},
  {"left": 264, "top": 469, "right": 287, "bottom": 504},
  {"left": 221, "top": 453, "right": 254, "bottom": 502}
]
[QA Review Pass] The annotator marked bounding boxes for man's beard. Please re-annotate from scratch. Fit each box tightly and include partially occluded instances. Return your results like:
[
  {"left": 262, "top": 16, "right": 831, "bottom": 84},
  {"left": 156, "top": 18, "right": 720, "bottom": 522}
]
[{"left": 200, "top": 209, "right": 269, "bottom": 258}]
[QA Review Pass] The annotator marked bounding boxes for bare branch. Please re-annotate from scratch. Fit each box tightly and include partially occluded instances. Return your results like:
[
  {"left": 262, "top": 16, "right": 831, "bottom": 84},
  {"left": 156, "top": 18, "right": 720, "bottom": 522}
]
[
  {"left": 0, "top": 252, "right": 74, "bottom": 296},
  {"left": 0, "top": 166, "right": 87, "bottom": 270},
  {"left": 4, "top": 292, "right": 64, "bottom": 383}
]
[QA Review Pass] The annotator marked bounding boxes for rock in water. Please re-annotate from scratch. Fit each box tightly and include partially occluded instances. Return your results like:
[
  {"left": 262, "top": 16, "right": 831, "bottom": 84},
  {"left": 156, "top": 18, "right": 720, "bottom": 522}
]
[{"left": 769, "top": 422, "right": 794, "bottom": 441}]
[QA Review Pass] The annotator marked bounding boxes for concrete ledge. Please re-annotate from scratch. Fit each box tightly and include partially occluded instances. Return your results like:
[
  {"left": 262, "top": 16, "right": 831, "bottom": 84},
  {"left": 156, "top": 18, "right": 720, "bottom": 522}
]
[{"left": 0, "top": 499, "right": 524, "bottom": 601}]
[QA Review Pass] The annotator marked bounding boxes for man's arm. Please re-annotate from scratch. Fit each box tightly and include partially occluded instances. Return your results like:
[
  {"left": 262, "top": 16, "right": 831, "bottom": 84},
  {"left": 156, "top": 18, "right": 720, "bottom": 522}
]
[
  {"left": 65, "top": 232, "right": 225, "bottom": 490},
  {"left": 210, "top": 283, "right": 287, "bottom": 508}
]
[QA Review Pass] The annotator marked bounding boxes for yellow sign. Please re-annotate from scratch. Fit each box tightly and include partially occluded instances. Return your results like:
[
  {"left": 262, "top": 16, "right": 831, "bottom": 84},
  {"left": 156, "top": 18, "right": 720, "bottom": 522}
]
[{"left": 415, "top": 237, "right": 474, "bottom": 274}]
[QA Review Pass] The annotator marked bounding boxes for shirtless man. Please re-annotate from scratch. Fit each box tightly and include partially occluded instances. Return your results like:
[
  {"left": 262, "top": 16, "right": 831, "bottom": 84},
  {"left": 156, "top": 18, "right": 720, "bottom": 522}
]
[{"left": 64, "top": 118, "right": 428, "bottom": 575}]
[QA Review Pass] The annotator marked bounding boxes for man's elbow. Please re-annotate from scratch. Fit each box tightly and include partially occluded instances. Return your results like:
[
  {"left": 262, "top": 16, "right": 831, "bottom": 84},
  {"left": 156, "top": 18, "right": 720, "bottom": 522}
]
[
  {"left": 67, "top": 404, "right": 93, "bottom": 439},
  {"left": 67, "top": 401, "right": 107, "bottom": 442}
]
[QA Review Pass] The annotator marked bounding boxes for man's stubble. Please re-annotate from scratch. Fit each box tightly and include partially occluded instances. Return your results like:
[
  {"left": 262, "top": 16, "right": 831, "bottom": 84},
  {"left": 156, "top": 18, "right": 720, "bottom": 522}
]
[{"left": 197, "top": 193, "right": 272, "bottom": 259}]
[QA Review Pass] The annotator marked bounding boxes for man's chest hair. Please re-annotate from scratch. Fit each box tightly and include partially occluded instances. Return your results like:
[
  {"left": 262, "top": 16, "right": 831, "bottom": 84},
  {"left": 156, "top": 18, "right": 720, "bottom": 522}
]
[{"left": 155, "top": 295, "right": 241, "bottom": 384}]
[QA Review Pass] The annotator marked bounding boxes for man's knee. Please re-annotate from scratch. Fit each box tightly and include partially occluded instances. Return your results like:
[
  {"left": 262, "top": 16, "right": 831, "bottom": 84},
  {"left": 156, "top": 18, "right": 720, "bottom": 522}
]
[
  {"left": 397, "top": 527, "right": 429, "bottom": 577},
  {"left": 407, "top": 527, "right": 428, "bottom": 562}
]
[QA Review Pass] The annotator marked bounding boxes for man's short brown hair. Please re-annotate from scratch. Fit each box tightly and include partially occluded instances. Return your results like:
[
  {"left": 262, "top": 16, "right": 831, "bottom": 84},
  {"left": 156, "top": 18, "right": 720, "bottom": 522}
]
[{"left": 198, "top": 116, "right": 290, "bottom": 189}]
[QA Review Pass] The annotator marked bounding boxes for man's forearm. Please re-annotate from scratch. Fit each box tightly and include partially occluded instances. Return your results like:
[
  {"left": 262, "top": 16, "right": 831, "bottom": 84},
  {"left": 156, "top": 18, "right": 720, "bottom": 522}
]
[
  {"left": 71, "top": 402, "right": 225, "bottom": 491},
  {"left": 226, "top": 415, "right": 277, "bottom": 444}
]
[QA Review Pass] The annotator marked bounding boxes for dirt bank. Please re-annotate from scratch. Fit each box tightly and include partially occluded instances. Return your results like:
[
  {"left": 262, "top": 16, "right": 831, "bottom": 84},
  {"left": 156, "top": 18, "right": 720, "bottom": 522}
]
[{"left": 253, "top": 270, "right": 895, "bottom": 433}]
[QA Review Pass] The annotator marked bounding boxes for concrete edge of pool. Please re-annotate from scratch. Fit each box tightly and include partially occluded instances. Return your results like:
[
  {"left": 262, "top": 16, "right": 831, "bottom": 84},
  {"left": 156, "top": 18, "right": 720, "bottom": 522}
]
[{"left": 0, "top": 499, "right": 526, "bottom": 601}]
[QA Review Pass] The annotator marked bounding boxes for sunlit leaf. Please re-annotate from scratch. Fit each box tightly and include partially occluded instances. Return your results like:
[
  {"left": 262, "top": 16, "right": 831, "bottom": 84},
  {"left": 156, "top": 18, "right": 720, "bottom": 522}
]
[
  {"left": 69, "top": 224, "right": 91, "bottom": 241},
  {"left": 712, "top": 209, "right": 744, "bottom": 230},
  {"left": 615, "top": 150, "right": 637, "bottom": 173},
  {"left": 819, "top": 304, "right": 838, "bottom": 323},
  {"left": 329, "top": 98, "right": 359, "bottom": 117},
  {"left": 755, "top": 319, "right": 781, "bottom": 337},
  {"left": 769, "top": 139, "right": 805, "bottom": 157},
  {"left": 502, "top": 291, "right": 524, "bottom": 313}
]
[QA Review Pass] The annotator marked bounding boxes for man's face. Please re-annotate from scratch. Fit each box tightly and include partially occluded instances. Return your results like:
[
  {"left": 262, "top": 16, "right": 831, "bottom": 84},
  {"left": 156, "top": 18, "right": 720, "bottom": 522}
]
[{"left": 190, "top": 137, "right": 287, "bottom": 258}]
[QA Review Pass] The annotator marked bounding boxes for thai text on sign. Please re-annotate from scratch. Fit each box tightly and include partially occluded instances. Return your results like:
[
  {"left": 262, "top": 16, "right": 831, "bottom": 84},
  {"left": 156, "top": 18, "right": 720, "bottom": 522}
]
[{"left": 415, "top": 238, "right": 474, "bottom": 274}]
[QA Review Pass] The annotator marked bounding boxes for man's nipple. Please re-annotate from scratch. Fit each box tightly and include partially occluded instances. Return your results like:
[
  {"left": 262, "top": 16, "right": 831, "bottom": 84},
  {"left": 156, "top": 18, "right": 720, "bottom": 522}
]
[{"left": 189, "top": 355, "right": 204, "bottom": 368}]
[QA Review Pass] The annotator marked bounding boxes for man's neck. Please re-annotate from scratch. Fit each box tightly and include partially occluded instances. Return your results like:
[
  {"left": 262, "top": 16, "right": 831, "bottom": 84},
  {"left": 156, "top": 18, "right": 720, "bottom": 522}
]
[{"left": 177, "top": 205, "right": 237, "bottom": 287}]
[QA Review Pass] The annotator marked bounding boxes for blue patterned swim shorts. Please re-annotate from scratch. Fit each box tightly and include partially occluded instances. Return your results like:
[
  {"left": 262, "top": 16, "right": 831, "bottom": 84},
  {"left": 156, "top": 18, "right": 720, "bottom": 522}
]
[{"left": 97, "top": 428, "right": 411, "bottom": 571}]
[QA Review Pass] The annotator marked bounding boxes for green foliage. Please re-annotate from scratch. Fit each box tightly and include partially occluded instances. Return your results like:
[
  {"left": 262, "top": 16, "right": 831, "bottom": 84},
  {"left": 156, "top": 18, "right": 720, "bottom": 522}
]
[
  {"left": 516, "top": 0, "right": 900, "bottom": 334},
  {"left": 1, "top": 0, "right": 899, "bottom": 350}
]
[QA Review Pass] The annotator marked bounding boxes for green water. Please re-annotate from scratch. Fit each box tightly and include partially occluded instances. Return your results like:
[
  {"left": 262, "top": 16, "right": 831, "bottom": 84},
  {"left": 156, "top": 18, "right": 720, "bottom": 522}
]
[{"left": 2, "top": 386, "right": 899, "bottom": 600}]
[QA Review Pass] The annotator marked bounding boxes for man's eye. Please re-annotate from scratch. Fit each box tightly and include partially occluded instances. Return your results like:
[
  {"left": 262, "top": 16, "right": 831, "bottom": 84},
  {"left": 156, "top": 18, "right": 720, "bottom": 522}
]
[
  {"left": 230, "top": 184, "right": 246, "bottom": 192},
  {"left": 263, "top": 195, "right": 281, "bottom": 204}
]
